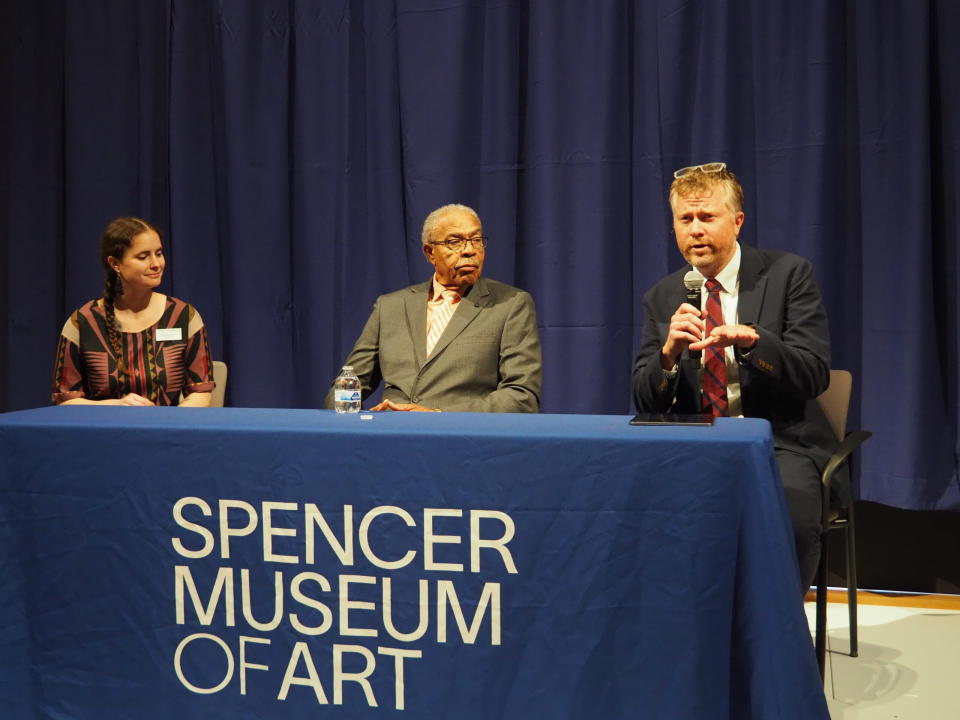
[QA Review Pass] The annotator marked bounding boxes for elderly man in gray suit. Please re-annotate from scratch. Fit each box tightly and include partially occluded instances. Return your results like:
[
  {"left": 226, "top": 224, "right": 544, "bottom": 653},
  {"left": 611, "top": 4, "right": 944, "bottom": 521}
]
[{"left": 325, "top": 204, "right": 542, "bottom": 412}]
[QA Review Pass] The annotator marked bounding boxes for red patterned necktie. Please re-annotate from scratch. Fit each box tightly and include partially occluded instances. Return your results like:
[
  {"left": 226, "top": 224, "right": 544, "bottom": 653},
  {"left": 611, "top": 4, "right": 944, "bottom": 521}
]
[{"left": 701, "top": 278, "right": 728, "bottom": 416}]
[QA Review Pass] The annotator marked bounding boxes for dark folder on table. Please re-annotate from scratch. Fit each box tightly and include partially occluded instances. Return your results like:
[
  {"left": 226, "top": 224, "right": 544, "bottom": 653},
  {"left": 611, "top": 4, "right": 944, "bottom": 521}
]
[{"left": 629, "top": 413, "right": 715, "bottom": 426}]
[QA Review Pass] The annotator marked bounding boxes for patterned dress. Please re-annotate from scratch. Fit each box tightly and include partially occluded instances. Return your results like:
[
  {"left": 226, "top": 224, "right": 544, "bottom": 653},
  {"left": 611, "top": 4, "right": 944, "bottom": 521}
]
[{"left": 52, "top": 295, "right": 215, "bottom": 405}]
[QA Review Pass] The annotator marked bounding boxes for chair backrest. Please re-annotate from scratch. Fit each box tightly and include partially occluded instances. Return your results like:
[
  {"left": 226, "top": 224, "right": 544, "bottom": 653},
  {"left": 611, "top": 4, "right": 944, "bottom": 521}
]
[
  {"left": 811, "top": 369, "right": 852, "bottom": 442},
  {"left": 211, "top": 361, "right": 228, "bottom": 408}
]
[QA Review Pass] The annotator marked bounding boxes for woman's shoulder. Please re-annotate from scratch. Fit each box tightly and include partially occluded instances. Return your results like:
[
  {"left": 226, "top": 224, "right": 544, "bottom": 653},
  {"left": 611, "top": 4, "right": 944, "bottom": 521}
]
[
  {"left": 161, "top": 295, "right": 206, "bottom": 329},
  {"left": 70, "top": 298, "right": 105, "bottom": 322},
  {"left": 59, "top": 299, "right": 103, "bottom": 341},
  {"left": 164, "top": 295, "right": 196, "bottom": 312}
]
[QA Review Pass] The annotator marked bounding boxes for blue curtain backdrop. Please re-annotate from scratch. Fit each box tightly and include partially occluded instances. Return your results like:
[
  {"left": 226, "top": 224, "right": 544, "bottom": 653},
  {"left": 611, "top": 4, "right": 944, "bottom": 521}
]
[{"left": 1, "top": 0, "right": 958, "bottom": 511}]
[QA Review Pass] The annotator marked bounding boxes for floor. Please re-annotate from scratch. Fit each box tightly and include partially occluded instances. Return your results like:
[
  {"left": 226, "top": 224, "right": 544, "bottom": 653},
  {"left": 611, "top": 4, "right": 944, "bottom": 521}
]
[{"left": 804, "top": 592, "right": 960, "bottom": 719}]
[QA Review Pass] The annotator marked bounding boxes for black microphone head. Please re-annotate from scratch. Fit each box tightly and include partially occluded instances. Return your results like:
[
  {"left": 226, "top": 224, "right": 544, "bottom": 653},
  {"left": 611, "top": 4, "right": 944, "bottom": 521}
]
[
  {"left": 683, "top": 271, "right": 704, "bottom": 292},
  {"left": 682, "top": 271, "right": 704, "bottom": 364}
]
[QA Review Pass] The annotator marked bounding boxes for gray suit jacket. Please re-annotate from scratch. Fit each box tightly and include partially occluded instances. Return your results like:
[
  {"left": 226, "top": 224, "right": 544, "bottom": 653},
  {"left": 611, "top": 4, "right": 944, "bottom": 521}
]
[{"left": 325, "top": 277, "right": 542, "bottom": 412}]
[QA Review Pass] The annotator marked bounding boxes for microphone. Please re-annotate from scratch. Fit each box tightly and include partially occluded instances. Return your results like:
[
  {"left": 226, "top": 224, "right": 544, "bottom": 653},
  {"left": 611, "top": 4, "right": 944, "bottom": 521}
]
[{"left": 683, "top": 271, "right": 704, "bottom": 364}]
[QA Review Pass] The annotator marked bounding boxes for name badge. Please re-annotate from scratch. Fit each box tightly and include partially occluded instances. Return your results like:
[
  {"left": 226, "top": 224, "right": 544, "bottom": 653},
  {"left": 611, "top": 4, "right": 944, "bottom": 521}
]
[{"left": 156, "top": 328, "right": 182, "bottom": 342}]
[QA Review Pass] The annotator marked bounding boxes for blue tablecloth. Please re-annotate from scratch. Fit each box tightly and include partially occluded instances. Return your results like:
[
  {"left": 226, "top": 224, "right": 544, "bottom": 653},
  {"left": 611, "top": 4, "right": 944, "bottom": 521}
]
[{"left": 0, "top": 407, "right": 827, "bottom": 719}]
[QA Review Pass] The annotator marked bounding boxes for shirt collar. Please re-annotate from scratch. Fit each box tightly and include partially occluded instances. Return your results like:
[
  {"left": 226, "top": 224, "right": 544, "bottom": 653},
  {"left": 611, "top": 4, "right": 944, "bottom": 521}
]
[
  {"left": 430, "top": 275, "right": 461, "bottom": 302},
  {"left": 695, "top": 241, "right": 741, "bottom": 293},
  {"left": 430, "top": 275, "right": 472, "bottom": 302}
]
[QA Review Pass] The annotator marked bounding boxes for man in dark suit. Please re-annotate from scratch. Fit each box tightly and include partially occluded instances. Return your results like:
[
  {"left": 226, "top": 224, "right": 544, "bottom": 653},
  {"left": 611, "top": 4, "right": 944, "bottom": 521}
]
[
  {"left": 632, "top": 163, "right": 834, "bottom": 593},
  {"left": 325, "top": 204, "right": 542, "bottom": 413}
]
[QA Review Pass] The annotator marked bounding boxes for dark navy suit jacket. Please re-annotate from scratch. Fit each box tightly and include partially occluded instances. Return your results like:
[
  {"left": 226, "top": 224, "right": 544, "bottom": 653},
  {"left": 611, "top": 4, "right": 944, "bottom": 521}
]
[{"left": 632, "top": 244, "right": 836, "bottom": 471}]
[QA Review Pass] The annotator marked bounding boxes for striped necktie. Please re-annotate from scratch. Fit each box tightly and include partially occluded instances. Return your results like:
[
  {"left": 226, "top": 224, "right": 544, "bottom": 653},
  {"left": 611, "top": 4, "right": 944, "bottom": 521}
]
[
  {"left": 701, "top": 278, "right": 728, "bottom": 416},
  {"left": 426, "top": 290, "right": 460, "bottom": 356}
]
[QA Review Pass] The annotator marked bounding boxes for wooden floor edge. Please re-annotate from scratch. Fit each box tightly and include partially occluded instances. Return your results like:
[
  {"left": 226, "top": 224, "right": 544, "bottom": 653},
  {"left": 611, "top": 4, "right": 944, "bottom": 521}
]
[{"left": 804, "top": 588, "right": 960, "bottom": 610}]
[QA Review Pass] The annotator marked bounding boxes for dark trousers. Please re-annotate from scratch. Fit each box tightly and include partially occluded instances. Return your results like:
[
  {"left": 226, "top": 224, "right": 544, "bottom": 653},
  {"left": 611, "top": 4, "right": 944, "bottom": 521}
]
[{"left": 776, "top": 448, "right": 823, "bottom": 595}]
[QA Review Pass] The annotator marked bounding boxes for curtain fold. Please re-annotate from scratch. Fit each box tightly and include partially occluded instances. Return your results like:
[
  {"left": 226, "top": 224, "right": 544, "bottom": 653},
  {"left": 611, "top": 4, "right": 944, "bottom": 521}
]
[{"left": 2, "top": 0, "right": 958, "bottom": 509}]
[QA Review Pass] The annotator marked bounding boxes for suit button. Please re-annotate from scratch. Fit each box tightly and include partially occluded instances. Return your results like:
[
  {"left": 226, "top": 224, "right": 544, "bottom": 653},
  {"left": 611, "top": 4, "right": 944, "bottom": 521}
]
[{"left": 412, "top": 397, "right": 420, "bottom": 403}]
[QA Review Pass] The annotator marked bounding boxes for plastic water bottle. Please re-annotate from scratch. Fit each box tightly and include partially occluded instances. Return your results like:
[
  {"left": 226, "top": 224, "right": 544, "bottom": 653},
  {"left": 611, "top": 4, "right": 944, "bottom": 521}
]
[{"left": 333, "top": 365, "right": 362, "bottom": 413}]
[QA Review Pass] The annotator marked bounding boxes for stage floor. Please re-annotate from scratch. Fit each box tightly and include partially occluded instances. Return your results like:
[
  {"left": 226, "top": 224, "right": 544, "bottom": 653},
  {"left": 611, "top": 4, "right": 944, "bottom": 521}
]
[{"left": 807, "top": 592, "right": 960, "bottom": 719}]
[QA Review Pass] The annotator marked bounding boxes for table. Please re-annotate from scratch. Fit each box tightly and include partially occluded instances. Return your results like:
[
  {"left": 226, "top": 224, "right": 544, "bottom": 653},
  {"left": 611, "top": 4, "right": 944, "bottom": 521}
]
[{"left": 0, "top": 407, "right": 828, "bottom": 719}]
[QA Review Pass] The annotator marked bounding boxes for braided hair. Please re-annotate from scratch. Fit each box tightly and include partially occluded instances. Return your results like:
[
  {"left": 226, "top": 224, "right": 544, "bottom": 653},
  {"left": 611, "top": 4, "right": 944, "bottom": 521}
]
[{"left": 99, "top": 217, "right": 160, "bottom": 378}]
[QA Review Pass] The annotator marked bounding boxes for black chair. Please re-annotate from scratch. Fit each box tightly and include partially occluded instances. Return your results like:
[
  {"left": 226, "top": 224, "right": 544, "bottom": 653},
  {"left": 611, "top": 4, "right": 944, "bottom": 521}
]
[{"left": 808, "top": 369, "right": 872, "bottom": 680}]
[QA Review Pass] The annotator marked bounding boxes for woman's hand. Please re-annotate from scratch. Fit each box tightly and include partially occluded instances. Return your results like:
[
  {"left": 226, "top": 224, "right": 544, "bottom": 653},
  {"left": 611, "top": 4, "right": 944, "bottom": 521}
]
[
  {"left": 59, "top": 394, "right": 154, "bottom": 406},
  {"left": 114, "top": 393, "right": 154, "bottom": 406}
]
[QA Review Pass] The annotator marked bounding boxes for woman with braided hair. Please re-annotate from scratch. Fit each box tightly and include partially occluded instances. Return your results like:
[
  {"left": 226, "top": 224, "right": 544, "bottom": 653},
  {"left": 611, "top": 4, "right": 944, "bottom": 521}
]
[{"left": 52, "top": 217, "right": 215, "bottom": 406}]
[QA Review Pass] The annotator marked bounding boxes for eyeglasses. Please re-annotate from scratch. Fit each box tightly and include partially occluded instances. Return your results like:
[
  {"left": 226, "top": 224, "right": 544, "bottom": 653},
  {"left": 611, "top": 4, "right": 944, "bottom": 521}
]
[
  {"left": 430, "top": 236, "right": 488, "bottom": 252},
  {"left": 673, "top": 162, "right": 727, "bottom": 179}
]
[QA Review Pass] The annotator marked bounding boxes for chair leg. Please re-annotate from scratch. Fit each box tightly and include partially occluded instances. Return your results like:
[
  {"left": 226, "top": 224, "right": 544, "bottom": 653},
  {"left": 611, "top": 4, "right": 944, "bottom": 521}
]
[
  {"left": 815, "top": 531, "right": 829, "bottom": 681},
  {"left": 846, "top": 504, "right": 858, "bottom": 658}
]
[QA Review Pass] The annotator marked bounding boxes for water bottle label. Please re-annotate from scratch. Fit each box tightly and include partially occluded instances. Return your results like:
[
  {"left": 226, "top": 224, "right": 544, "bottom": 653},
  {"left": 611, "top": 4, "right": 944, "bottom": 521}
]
[{"left": 335, "top": 390, "right": 361, "bottom": 402}]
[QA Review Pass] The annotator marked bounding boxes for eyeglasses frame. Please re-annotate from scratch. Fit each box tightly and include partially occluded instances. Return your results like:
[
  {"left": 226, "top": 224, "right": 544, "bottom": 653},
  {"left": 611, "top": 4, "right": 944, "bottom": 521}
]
[
  {"left": 673, "top": 162, "right": 727, "bottom": 179},
  {"left": 428, "top": 236, "right": 489, "bottom": 252}
]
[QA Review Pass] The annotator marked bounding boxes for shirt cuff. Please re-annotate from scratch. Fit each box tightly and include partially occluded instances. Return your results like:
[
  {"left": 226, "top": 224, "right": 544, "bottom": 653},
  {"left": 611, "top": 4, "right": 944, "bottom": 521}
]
[{"left": 185, "top": 381, "right": 215, "bottom": 394}]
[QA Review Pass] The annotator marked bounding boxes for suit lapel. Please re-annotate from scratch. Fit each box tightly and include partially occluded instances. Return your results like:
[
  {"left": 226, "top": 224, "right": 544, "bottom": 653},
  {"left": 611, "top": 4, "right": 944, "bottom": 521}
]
[
  {"left": 421, "top": 278, "right": 489, "bottom": 370},
  {"left": 736, "top": 244, "right": 767, "bottom": 326},
  {"left": 404, "top": 281, "right": 430, "bottom": 371},
  {"left": 669, "top": 279, "right": 688, "bottom": 318}
]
